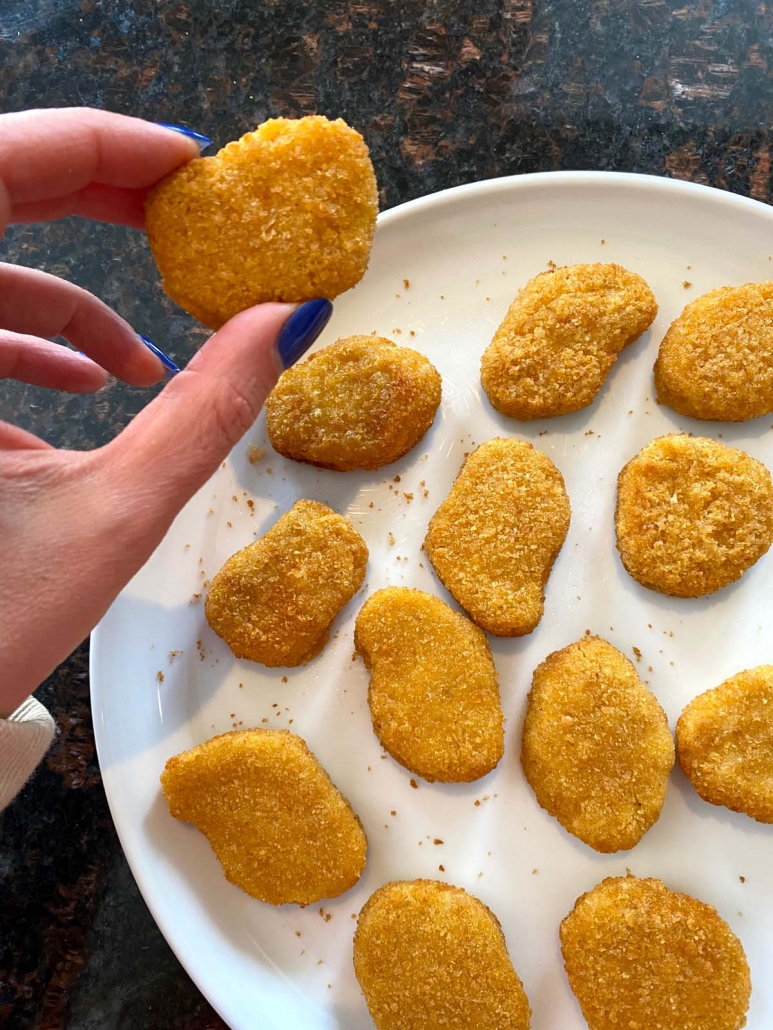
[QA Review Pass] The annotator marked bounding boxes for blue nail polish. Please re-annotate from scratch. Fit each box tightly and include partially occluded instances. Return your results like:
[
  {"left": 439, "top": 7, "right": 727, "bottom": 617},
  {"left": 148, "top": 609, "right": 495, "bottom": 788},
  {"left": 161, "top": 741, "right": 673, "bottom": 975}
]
[
  {"left": 277, "top": 300, "right": 333, "bottom": 368},
  {"left": 139, "top": 334, "right": 180, "bottom": 375},
  {"left": 156, "top": 123, "right": 212, "bottom": 150}
]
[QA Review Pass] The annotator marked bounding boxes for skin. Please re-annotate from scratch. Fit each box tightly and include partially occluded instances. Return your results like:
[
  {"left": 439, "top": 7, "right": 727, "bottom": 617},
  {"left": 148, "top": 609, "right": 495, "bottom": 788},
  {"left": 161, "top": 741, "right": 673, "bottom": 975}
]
[{"left": 0, "top": 109, "right": 306, "bottom": 717}]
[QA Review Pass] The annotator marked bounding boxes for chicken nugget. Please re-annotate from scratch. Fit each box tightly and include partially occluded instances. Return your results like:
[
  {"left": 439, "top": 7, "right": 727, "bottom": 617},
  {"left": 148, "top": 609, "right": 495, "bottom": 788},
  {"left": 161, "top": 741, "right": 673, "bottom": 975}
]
[
  {"left": 615, "top": 434, "right": 773, "bottom": 597},
  {"left": 266, "top": 336, "right": 441, "bottom": 471},
  {"left": 677, "top": 665, "right": 773, "bottom": 823},
  {"left": 481, "top": 263, "right": 657, "bottom": 420},
  {"left": 424, "top": 438, "right": 570, "bottom": 635},
  {"left": 354, "top": 588, "right": 504, "bottom": 782},
  {"left": 146, "top": 116, "right": 378, "bottom": 329},
  {"left": 655, "top": 282, "right": 773, "bottom": 421},
  {"left": 521, "top": 637, "right": 674, "bottom": 852},
  {"left": 205, "top": 499, "right": 367, "bottom": 667},
  {"left": 353, "top": 880, "right": 531, "bottom": 1030},
  {"left": 160, "top": 729, "right": 366, "bottom": 905},
  {"left": 560, "top": 875, "right": 751, "bottom": 1030}
]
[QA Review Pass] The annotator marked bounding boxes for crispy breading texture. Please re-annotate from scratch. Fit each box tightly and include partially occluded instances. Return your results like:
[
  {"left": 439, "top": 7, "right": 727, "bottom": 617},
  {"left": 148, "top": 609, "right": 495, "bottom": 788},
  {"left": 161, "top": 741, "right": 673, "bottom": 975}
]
[
  {"left": 521, "top": 637, "right": 674, "bottom": 853},
  {"left": 266, "top": 336, "right": 442, "bottom": 471},
  {"left": 560, "top": 875, "right": 751, "bottom": 1030},
  {"left": 424, "top": 438, "right": 570, "bottom": 635},
  {"left": 354, "top": 880, "right": 532, "bottom": 1030},
  {"left": 354, "top": 588, "right": 504, "bottom": 782},
  {"left": 677, "top": 665, "right": 773, "bottom": 823},
  {"left": 160, "top": 729, "right": 367, "bottom": 905},
  {"left": 481, "top": 263, "right": 657, "bottom": 420},
  {"left": 615, "top": 434, "right": 773, "bottom": 597},
  {"left": 146, "top": 116, "right": 379, "bottom": 329},
  {"left": 654, "top": 282, "right": 773, "bottom": 421},
  {"left": 205, "top": 499, "right": 367, "bottom": 667}
]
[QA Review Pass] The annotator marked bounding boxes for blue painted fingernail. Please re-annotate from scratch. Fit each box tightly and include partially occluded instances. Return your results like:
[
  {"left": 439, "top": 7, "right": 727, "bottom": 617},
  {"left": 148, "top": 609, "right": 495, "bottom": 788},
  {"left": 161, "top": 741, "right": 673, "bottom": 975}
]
[
  {"left": 156, "top": 123, "right": 212, "bottom": 150},
  {"left": 139, "top": 334, "right": 180, "bottom": 375},
  {"left": 277, "top": 300, "right": 333, "bottom": 368}
]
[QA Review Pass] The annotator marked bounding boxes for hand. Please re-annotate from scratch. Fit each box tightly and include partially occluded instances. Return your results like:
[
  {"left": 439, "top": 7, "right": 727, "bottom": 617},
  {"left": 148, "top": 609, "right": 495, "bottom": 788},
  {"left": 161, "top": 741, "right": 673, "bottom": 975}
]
[{"left": 0, "top": 108, "right": 331, "bottom": 716}]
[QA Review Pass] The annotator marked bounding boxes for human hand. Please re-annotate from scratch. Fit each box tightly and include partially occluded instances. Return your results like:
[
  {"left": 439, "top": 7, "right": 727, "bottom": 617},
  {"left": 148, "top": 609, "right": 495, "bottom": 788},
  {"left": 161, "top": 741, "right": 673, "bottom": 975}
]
[{"left": 0, "top": 108, "right": 332, "bottom": 715}]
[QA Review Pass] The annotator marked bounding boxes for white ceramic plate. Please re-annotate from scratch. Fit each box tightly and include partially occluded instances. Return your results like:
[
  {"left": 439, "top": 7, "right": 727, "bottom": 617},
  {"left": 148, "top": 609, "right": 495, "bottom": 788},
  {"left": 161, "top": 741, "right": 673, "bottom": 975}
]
[{"left": 92, "top": 172, "right": 773, "bottom": 1030}]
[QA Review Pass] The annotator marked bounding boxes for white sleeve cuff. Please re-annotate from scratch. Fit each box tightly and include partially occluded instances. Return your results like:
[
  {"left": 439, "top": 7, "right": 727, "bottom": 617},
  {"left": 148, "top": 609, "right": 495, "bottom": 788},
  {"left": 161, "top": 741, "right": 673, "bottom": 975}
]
[{"left": 0, "top": 696, "right": 56, "bottom": 811}]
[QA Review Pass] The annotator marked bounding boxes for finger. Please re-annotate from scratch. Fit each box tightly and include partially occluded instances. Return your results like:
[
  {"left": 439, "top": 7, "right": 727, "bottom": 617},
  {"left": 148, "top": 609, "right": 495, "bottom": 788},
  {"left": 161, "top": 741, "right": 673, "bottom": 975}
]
[
  {"left": 10, "top": 183, "right": 149, "bottom": 229},
  {"left": 0, "top": 264, "right": 166, "bottom": 386},
  {"left": 0, "top": 332, "right": 108, "bottom": 392},
  {"left": 0, "top": 421, "right": 53, "bottom": 450},
  {"left": 0, "top": 108, "right": 203, "bottom": 228}
]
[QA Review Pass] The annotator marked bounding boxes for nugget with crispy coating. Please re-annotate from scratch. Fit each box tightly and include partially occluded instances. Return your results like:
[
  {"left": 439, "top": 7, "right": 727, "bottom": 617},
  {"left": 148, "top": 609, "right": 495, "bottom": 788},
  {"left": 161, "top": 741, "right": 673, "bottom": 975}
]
[
  {"left": 146, "top": 116, "right": 378, "bottom": 329},
  {"left": 160, "top": 729, "right": 367, "bottom": 905},
  {"left": 354, "top": 588, "right": 504, "bottom": 782},
  {"left": 266, "top": 336, "right": 441, "bottom": 471},
  {"left": 424, "top": 438, "right": 570, "bottom": 635},
  {"left": 354, "top": 880, "right": 531, "bottom": 1030},
  {"left": 205, "top": 499, "right": 367, "bottom": 666},
  {"left": 616, "top": 434, "right": 773, "bottom": 597},
  {"left": 522, "top": 637, "right": 673, "bottom": 852},
  {"left": 481, "top": 263, "right": 657, "bottom": 420},
  {"left": 677, "top": 666, "right": 773, "bottom": 823},
  {"left": 655, "top": 282, "right": 773, "bottom": 421},
  {"left": 560, "top": 875, "right": 751, "bottom": 1030}
]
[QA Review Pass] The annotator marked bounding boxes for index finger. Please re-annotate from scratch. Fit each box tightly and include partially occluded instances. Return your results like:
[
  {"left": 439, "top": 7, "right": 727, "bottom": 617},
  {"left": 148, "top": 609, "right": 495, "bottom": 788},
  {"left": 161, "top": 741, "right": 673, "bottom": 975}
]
[{"left": 0, "top": 107, "right": 204, "bottom": 228}]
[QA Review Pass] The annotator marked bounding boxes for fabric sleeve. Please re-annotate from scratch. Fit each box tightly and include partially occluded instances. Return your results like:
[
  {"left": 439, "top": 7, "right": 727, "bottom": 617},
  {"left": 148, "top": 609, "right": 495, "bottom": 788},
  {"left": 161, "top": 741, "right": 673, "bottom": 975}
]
[{"left": 0, "top": 696, "right": 55, "bottom": 811}]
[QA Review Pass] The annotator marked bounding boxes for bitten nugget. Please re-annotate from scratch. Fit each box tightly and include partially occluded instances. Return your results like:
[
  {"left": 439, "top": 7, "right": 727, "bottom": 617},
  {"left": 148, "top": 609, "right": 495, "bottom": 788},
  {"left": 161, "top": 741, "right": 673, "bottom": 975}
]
[
  {"left": 354, "top": 588, "right": 504, "bottom": 782},
  {"left": 560, "top": 875, "right": 751, "bottom": 1030},
  {"left": 677, "top": 666, "right": 773, "bottom": 823},
  {"left": 160, "top": 729, "right": 367, "bottom": 905},
  {"left": 424, "top": 438, "right": 570, "bottom": 635},
  {"left": 205, "top": 499, "right": 367, "bottom": 666},
  {"left": 146, "top": 116, "right": 378, "bottom": 329},
  {"left": 266, "top": 336, "right": 441, "bottom": 471},
  {"left": 354, "top": 880, "right": 531, "bottom": 1030},
  {"left": 521, "top": 637, "right": 674, "bottom": 853},
  {"left": 481, "top": 263, "right": 657, "bottom": 419},
  {"left": 616, "top": 434, "right": 773, "bottom": 597},
  {"left": 655, "top": 282, "right": 773, "bottom": 421}
]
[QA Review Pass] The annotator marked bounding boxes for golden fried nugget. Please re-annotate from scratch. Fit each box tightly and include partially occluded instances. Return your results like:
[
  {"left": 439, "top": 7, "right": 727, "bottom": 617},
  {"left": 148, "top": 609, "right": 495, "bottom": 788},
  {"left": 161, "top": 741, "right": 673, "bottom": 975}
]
[
  {"left": 616, "top": 434, "right": 773, "bottom": 597},
  {"left": 205, "top": 499, "right": 367, "bottom": 667},
  {"left": 424, "top": 438, "right": 570, "bottom": 635},
  {"left": 266, "top": 336, "right": 441, "bottom": 471},
  {"left": 354, "top": 588, "right": 504, "bottom": 782},
  {"left": 677, "top": 666, "right": 773, "bottom": 823},
  {"left": 655, "top": 282, "right": 773, "bottom": 421},
  {"left": 354, "top": 880, "right": 531, "bottom": 1030},
  {"left": 560, "top": 875, "right": 751, "bottom": 1030},
  {"left": 522, "top": 637, "right": 674, "bottom": 852},
  {"left": 481, "top": 263, "right": 657, "bottom": 420},
  {"left": 160, "top": 729, "right": 366, "bottom": 905},
  {"left": 146, "top": 116, "right": 378, "bottom": 329}
]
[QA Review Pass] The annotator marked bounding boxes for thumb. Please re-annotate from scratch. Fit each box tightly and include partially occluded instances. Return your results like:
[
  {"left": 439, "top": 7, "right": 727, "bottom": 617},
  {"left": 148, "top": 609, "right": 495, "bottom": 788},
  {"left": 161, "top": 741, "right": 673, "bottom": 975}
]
[{"left": 103, "top": 298, "right": 331, "bottom": 525}]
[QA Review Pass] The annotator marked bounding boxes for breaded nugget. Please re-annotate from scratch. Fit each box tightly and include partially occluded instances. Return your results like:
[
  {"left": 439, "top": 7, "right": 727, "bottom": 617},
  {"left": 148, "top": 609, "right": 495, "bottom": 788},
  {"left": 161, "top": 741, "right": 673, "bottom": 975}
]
[
  {"left": 205, "top": 499, "right": 367, "bottom": 666},
  {"left": 424, "top": 438, "right": 570, "bottom": 635},
  {"left": 677, "top": 665, "right": 773, "bottom": 823},
  {"left": 146, "top": 116, "right": 378, "bottom": 329},
  {"left": 521, "top": 637, "right": 674, "bottom": 852},
  {"left": 354, "top": 588, "right": 504, "bottom": 782},
  {"left": 160, "top": 729, "right": 367, "bottom": 905},
  {"left": 560, "top": 875, "right": 751, "bottom": 1030},
  {"left": 353, "top": 880, "right": 531, "bottom": 1030},
  {"left": 266, "top": 336, "right": 441, "bottom": 471},
  {"left": 655, "top": 282, "right": 773, "bottom": 421},
  {"left": 481, "top": 263, "right": 657, "bottom": 420},
  {"left": 616, "top": 434, "right": 773, "bottom": 597}
]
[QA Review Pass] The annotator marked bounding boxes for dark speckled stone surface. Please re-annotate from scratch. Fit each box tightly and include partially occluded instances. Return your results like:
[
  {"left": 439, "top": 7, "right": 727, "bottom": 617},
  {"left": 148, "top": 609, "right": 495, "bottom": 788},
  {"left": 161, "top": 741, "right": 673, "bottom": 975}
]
[{"left": 1, "top": 1, "right": 773, "bottom": 1026}]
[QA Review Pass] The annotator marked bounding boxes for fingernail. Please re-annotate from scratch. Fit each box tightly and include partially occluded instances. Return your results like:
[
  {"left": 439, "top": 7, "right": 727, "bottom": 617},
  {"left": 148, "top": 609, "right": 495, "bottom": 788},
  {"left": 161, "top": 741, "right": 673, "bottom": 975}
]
[
  {"left": 277, "top": 300, "right": 333, "bottom": 368},
  {"left": 156, "top": 123, "right": 212, "bottom": 151},
  {"left": 139, "top": 334, "right": 180, "bottom": 376}
]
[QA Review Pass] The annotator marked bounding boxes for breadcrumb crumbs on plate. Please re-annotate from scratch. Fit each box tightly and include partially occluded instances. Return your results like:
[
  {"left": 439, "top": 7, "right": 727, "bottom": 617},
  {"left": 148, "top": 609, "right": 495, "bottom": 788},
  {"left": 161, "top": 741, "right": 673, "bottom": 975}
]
[
  {"left": 156, "top": 671, "right": 164, "bottom": 683},
  {"left": 409, "top": 779, "right": 418, "bottom": 788}
]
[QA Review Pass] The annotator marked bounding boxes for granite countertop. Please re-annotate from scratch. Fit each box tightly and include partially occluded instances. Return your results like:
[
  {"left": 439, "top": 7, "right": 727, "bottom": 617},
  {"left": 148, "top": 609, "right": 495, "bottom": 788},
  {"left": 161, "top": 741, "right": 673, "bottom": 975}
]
[{"left": 1, "top": 1, "right": 772, "bottom": 1026}]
